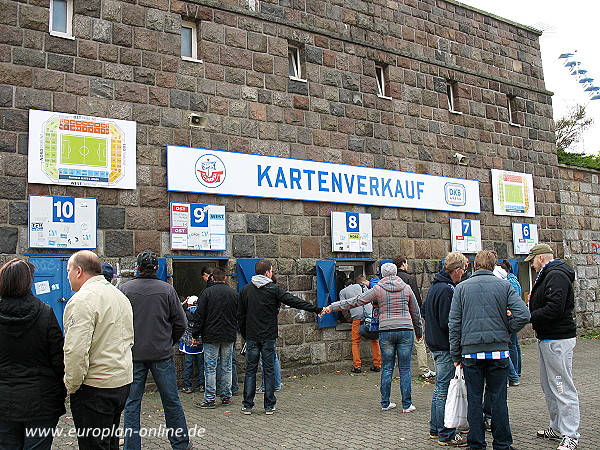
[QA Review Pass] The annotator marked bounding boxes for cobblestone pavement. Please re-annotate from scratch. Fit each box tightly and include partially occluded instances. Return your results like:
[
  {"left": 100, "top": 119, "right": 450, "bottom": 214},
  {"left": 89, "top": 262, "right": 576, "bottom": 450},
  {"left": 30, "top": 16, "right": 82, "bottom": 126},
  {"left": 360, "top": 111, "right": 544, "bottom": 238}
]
[{"left": 52, "top": 338, "right": 599, "bottom": 449}]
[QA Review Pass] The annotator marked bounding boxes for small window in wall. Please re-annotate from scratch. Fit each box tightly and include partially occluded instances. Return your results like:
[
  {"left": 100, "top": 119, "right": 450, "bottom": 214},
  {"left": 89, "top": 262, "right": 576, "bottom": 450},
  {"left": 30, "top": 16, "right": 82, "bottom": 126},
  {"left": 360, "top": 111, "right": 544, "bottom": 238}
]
[
  {"left": 375, "top": 65, "right": 391, "bottom": 99},
  {"left": 447, "top": 81, "right": 461, "bottom": 113},
  {"left": 49, "top": 0, "right": 73, "bottom": 39},
  {"left": 288, "top": 46, "right": 304, "bottom": 81},
  {"left": 508, "top": 95, "right": 521, "bottom": 126},
  {"left": 181, "top": 21, "right": 201, "bottom": 62}
]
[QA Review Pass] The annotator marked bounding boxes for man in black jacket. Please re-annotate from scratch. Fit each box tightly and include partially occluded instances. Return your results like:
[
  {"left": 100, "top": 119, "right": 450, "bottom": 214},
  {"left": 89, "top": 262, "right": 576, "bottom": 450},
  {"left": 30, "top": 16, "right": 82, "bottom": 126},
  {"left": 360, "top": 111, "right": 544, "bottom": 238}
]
[
  {"left": 238, "top": 259, "right": 323, "bottom": 415},
  {"left": 526, "top": 244, "right": 580, "bottom": 450},
  {"left": 191, "top": 267, "right": 238, "bottom": 409},
  {"left": 422, "top": 251, "right": 469, "bottom": 447}
]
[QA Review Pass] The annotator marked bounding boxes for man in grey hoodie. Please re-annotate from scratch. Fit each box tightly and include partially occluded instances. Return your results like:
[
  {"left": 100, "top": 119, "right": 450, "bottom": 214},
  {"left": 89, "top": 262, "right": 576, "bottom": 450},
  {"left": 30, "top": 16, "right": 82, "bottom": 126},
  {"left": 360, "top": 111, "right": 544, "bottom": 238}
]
[{"left": 238, "top": 259, "right": 323, "bottom": 415}]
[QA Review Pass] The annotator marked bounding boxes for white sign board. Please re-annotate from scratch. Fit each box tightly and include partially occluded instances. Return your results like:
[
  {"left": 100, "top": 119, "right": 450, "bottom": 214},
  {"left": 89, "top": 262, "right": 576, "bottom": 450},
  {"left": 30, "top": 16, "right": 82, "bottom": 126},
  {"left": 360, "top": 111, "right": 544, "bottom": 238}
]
[
  {"left": 28, "top": 110, "right": 136, "bottom": 189},
  {"left": 491, "top": 169, "right": 535, "bottom": 217},
  {"left": 331, "top": 212, "right": 373, "bottom": 253},
  {"left": 170, "top": 203, "right": 226, "bottom": 251},
  {"left": 450, "top": 218, "right": 482, "bottom": 253},
  {"left": 29, "top": 195, "right": 97, "bottom": 249},
  {"left": 167, "top": 146, "right": 481, "bottom": 213},
  {"left": 512, "top": 223, "right": 539, "bottom": 254}
]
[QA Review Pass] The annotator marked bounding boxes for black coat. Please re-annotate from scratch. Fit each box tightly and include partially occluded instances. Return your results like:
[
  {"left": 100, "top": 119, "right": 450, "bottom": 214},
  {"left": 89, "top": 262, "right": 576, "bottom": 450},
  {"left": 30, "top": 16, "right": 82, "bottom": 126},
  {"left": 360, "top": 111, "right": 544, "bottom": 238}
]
[
  {"left": 239, "top": 281, "right": 322, "bottom": 341},
  {"left": 398, "top": 269, "right": 422, "bottom": 307},
  {"left": 422, "top": 270, "right": 456, "bottom": 352},
  {"left": 529, "top": 259, "right": 577, "bottom": 340},
  {"left": 191, "top": 282, "right": 239, "bottom": 343},
  {"left": 0, "top": 293, "right": 67, "bottom": 422}
]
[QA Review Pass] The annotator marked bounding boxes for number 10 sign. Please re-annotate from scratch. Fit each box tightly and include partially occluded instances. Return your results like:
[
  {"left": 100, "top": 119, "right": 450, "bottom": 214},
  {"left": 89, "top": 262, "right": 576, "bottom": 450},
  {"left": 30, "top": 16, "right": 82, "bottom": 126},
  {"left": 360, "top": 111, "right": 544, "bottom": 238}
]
[{"left": 29, "top": 195, "right": 97, "bottom": 249}]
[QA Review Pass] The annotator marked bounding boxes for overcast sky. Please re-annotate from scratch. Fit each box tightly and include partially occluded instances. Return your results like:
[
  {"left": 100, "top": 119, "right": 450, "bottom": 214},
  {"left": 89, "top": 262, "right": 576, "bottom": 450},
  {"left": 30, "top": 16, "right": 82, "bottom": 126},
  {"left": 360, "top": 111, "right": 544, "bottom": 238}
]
[{"left": 457, "top": 0, "right": 599, "bottom": 155}]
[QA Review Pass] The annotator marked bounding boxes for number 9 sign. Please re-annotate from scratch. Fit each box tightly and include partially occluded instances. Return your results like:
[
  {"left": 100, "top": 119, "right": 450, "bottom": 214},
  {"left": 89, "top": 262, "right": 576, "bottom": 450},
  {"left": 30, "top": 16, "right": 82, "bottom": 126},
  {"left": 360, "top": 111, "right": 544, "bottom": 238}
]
[{"left": 191, "top": 204, "right": 209, "bottom": 227}]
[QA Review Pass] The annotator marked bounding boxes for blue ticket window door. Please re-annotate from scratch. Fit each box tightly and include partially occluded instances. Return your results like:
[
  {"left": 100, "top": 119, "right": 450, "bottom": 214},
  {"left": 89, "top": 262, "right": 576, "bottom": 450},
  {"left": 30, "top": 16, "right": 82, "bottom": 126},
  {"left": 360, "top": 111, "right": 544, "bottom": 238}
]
[{"left": 29, "top": 256, "right": 74, "bottom": 331}]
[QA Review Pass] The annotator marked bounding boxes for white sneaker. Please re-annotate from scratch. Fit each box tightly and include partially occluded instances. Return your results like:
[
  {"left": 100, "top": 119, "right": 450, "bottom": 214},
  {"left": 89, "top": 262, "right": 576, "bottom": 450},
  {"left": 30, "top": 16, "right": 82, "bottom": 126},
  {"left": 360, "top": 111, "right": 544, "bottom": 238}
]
[
  {"left": 403, "top": 404, "right": 417, "bottom": 413},
  {"left": 537, "top": 428, "right": 561, "bottom": 440},
  {"left": 381, "top": 402, "right": 397, "bottom": 411},
  {"left": 557, "top": 436, "right": 578, "bottom": 450},
  {"left": 421, "top": 370, "right": 436, "bottom": 378}
]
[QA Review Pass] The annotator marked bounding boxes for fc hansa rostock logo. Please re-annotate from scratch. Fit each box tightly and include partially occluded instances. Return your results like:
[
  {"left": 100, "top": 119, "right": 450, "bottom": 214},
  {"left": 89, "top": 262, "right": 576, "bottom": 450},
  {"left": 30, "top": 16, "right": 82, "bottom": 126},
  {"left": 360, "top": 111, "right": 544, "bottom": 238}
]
[
  {"left": 444, "top": 182, "right": 466, "bottom": 206},
  {"left": 195, "top": 154, "right": 226, "bottom": 188}
]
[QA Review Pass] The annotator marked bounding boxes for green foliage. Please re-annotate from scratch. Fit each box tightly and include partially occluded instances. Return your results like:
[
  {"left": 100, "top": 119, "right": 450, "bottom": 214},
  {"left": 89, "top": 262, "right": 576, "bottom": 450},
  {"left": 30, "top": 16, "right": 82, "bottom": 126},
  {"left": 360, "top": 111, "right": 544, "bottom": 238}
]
[
  {"left": 582, "top": 328, "right": 600, "bottom": 340},
  {"left": 557, "top": 149, "right": 600, "bottom": 170},
  {"left": 555, "top": 104, "right": 594, "bottom": 152}
]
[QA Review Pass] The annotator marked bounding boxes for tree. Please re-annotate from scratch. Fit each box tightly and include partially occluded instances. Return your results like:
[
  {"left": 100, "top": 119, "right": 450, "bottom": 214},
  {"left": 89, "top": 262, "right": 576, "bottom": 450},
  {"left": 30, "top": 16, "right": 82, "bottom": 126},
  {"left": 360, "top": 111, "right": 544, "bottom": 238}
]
[{"left": 554, "top": 104, "right": 594, "bottom": 152}]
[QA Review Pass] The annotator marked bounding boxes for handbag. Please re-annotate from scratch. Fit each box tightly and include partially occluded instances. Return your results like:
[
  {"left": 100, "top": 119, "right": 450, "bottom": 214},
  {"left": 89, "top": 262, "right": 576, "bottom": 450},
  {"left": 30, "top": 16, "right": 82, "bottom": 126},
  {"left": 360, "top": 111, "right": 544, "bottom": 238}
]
[
  {"left": 359, "top": 306, "right": 379, "bottom": 340},
  {"left": 444, "top": 365, "right": 469, "bottom": 429}
]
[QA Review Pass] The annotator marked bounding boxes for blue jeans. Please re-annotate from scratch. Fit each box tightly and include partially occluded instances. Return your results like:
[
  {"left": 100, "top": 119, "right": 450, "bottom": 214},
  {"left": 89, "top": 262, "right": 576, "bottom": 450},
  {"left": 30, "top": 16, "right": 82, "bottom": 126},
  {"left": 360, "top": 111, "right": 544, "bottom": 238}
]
[
  {"left": 0, "top": 418, "right": 59, "bottom": 450},
  {"left": 203, "top": 342, "right": 234, "bottom": 403},
  {"left": 123, "top": 359, "right": 189, "bottom": 450},
  {"left": 463, "top": 358, "right": 512, "bottom": 450},
  {"left": 378, "top": 329, "right": 414, "bottom": 409},
  {"left": 243, "top": 339, "right": 276, "bottom": 410},
  {"left": 260, "top": 351, "right": 282, "bottom": 390},
  {"left": 216, "top": 342, "right": 239, "bottom": 395},
  {"left": 430, "top": 350, "right": 457, "bottom": 442},
  {"left": 183, "top": 352, "right": 204, "bottom": 389},
  {"left": 509, "top": 333, "right": 521, "bottom": 376}
]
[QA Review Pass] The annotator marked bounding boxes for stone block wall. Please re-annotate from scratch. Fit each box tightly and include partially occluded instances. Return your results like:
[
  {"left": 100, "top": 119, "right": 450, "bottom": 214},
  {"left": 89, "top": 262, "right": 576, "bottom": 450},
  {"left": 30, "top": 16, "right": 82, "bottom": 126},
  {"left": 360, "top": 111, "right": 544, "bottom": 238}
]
[
  {"left": 0, "top": 0, "right": 579, "bottom": 371},
  {"left": 559, "top": 165, "right": 600, "bottom": 329}
]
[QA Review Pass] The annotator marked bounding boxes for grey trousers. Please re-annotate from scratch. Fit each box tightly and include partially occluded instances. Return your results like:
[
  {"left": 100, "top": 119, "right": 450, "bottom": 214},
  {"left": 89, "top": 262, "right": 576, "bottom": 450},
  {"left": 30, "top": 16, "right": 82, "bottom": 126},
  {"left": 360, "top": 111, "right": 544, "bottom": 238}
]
[{"left": 538, "top": 338, "right": 580, "bottom": 439}]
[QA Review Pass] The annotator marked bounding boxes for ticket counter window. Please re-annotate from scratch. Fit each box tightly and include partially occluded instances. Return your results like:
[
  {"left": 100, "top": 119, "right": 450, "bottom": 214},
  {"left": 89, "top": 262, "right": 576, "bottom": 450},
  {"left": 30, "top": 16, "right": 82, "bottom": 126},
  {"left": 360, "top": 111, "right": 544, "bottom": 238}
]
[{"left": 171, "top": 259, "right": 225, "bottom": 299}]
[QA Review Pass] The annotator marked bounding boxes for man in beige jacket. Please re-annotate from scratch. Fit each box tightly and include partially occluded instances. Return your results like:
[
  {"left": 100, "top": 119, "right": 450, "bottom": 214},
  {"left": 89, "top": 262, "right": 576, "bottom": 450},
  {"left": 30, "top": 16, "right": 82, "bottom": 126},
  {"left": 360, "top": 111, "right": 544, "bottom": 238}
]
[{"left": 64, "top": 250, "right": 134, "bottom": 450}]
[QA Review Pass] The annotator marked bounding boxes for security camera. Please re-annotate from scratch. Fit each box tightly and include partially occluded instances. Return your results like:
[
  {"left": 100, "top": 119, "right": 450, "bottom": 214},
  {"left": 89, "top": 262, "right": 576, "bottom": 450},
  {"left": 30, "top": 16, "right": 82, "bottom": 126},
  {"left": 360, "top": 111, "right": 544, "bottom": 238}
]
[
  {"left": 188, "top": 114, "right": 208, "bottom": 128},
  {"left": 454, "top": 152, "right": 470, "bottom": 166}
]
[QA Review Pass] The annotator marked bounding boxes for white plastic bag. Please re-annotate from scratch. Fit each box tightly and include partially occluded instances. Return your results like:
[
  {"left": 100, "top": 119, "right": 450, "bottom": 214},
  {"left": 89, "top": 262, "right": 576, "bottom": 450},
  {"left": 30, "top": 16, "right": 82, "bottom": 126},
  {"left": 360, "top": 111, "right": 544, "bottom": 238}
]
[{"left": 444, "top": 365, "right": 469, "bottom": 429}]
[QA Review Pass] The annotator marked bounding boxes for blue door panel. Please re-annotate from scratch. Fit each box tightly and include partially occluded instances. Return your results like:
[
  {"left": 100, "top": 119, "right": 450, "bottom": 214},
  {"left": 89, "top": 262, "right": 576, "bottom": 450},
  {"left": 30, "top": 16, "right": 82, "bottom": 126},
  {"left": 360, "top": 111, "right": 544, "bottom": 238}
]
[
  {"left": 316, "top": 260, "right": 337, "bottom": 328},
  {"left": 235, "top": 258, "right": 261, "bottom": 292},
  {"left": 29, "top": 256, "right": 73, "bottom": 331}
]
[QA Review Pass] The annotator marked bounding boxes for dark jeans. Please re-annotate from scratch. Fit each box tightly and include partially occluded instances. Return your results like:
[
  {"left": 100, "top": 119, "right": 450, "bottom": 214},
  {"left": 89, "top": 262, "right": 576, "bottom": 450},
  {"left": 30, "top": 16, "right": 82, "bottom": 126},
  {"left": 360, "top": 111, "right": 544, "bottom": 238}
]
[
  {"left": 0, "top": 418, "right": 59, "bottom": 450},
  {"left": 70, "top": 384, "right": 130, "bottom": 450},
  {"left": 243, "top": 339, "right": 276, "bottom": 410},
  {"left": 183, "top": 352, "right": 204, "bottom": 389},
  {"left": 123, "top": 359, "right": 189, "bottom": 450},
  {"left": 463, "top": 358, "right": 512, "bottom": 450}
]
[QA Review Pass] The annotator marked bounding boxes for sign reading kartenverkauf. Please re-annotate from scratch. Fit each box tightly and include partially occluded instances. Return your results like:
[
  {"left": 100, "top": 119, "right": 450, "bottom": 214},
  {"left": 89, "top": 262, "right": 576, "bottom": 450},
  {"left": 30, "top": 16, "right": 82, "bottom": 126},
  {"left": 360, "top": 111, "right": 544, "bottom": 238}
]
[{"left": 166, "top": 146, "right": 481, "bottom": 213}]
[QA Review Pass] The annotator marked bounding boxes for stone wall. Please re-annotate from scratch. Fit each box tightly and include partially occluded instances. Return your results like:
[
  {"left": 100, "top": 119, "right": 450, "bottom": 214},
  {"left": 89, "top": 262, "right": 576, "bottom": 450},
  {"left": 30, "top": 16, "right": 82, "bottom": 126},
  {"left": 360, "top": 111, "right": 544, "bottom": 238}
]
[
  {"left": 559, "top": 165, "right": 600, "bottom": 329},
  {"left": 0, "top": 0, "right": 577, "bottom": 371}
]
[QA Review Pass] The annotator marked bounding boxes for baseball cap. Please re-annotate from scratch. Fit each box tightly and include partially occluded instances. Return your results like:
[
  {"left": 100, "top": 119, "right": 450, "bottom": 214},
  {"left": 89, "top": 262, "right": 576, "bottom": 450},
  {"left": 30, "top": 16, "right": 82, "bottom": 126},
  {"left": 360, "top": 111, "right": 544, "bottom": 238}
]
[
  {"left": 101, "top": 262, "right": 115, "bottom": 281},
  {"left": 524, "top": 243, "right": 553, "bottom": 262},
  {"left": 136, "top": 249, "right": 158, "bottom": 268}
]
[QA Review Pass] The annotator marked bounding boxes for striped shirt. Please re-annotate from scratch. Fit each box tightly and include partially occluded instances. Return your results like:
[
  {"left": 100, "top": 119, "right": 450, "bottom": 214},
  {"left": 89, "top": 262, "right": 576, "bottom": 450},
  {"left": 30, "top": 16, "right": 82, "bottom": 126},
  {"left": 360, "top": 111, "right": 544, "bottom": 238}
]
[{"left": 463, "top": 351, "right": 510, "bottom": 360}]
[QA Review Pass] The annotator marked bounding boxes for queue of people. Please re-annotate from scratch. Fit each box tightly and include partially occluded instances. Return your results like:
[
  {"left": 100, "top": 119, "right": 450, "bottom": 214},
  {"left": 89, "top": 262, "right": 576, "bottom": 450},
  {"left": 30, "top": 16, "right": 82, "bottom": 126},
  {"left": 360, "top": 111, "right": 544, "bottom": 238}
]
[{"left": 0, "top": 244, "right": 580, "bottom": 450}]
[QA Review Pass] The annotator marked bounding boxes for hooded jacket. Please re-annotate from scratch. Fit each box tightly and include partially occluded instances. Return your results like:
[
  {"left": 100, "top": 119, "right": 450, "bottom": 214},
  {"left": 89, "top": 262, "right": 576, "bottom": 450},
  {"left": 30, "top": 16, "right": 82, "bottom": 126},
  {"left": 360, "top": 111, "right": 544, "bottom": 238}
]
[
  {"left": 239, "top": 275, "right": 322, "bottom": 341},
  {"left": 0, "top": 293, "right": 66, "bottom": 422},
  {"left": 529, "top": 259, "right": 577, "bottom": 340},
  {"left": 328, "top": 276, "right": 422, "bottom": 337},
  {"left": 422, "top": 270, "right": 456, "bottom": 352}
]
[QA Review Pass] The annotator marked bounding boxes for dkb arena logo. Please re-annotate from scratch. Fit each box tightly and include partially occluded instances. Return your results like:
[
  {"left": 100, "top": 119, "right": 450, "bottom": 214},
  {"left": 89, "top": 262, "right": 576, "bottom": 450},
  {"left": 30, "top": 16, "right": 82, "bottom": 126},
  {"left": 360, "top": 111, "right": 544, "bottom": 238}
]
[
  {"left": 195, "top": 154, "right": 226, "bottom": 188},
  {"left": 444, "top": 182, "right": 466, "bottom": 206}
]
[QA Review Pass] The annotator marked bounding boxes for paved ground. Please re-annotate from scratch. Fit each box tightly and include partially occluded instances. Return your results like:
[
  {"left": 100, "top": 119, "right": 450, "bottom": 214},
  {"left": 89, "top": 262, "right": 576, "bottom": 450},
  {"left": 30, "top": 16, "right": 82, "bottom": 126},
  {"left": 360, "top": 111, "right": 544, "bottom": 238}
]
[{"left": 52, "top": 338, "right": 599, "bottom": 449}]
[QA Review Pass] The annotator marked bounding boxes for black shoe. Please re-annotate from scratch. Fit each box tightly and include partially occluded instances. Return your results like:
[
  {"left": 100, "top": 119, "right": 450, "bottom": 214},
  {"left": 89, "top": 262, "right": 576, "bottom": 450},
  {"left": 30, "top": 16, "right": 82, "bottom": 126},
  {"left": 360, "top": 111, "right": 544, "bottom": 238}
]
[
  {"left": 370, "top": 366, "right": 381, "bottom": 372},
  {"left": 197, "top": 401, "right": 215, "bottom": 409},
  {"left": 198, "top": 386, "right": 205, "bottom": 393},
  {"left": 350, "top": 367, "right": 361, "bottom": 373},
  {"left": 221, "top": 398, "right": 231, "bottom": 405}
]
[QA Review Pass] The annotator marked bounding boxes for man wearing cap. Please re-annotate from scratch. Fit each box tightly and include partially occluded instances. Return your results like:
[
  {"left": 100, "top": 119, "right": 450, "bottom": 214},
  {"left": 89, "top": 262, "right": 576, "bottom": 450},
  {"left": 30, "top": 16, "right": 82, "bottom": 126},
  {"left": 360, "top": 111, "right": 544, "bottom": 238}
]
[
  {"left": 526, "top": 244, "right": 580, "bottom": 450},
  {"left": 64, "top": 250, "right": 134, "bottom": 449},
  {"left": 120, "top": 250, "right": 191, "bottom": 450},
  {"left": 102, "top": 262, "right": 116, "bottom": 284}
]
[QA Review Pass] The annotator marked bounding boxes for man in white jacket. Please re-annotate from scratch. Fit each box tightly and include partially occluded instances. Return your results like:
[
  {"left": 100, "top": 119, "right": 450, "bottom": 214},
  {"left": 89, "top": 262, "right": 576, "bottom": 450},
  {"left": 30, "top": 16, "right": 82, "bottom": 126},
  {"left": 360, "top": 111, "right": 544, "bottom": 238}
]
[{"left": 64, "top": 250, "right": 134, "bottom": 450}]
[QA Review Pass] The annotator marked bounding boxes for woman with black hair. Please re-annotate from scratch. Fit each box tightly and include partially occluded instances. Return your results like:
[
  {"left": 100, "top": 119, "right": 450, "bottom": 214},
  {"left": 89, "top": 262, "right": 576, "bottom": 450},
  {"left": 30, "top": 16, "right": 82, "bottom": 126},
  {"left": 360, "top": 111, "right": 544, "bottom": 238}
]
[{"left": 0, "top": 258, "right": 66, "bottom": 449}]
